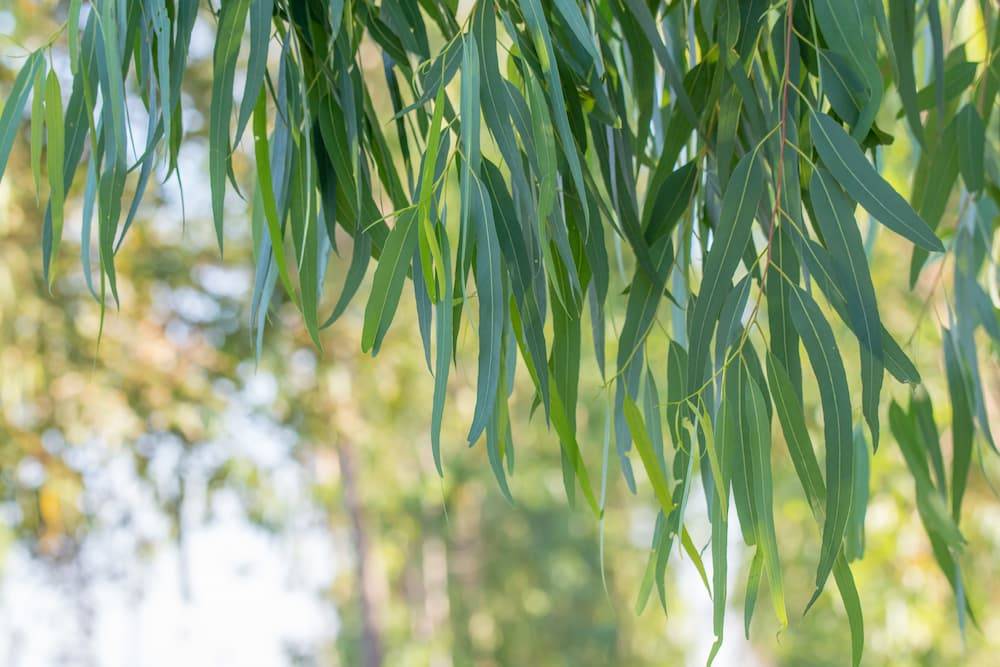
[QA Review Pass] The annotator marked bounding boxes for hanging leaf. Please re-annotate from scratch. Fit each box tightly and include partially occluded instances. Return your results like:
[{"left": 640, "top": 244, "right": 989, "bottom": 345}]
[
  {"left": 956, "top": 104, "right": 985, "bottom": 194},
  {"left": 44, "top": 69, "right": 65, "bottom": 285},
  {"left": 209, "top": 0, "right": 251, "bottom": 252},
  {"left": 788, "top": 285, "right": 854, "bottom": 607},
  {"left": 809, "top": 167, "right": 882, "bottom": 446},
  {"left": 810, "top": 111, "right": 943, "bottom": 252},
  {"left": 0, "top": 2, "right": 997, "bottom": 658},
  {"left": 362, "top": 210, "right": 419, "bottom": 355},
  {"left": 767, "top": 352, "right": 865, "bottom": 665},
  {"left": 687, "top": 152, "right": 765, "bottom": 395}
]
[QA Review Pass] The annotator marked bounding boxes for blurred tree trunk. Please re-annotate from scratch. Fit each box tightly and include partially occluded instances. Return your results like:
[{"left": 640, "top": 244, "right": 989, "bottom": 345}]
[{"left": 338, "top": 439, "right": 384, "bottom": 667}]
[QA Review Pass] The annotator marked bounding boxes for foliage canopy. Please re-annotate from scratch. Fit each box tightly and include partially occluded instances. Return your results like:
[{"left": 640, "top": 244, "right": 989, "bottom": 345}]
[{"left": 1, "top": 0, "right": 998, "bottom": 662}]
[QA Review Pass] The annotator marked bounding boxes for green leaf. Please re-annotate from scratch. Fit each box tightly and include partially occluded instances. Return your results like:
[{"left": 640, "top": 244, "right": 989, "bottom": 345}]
[
  {"left": 459, "top": 33, "right": 481, "bottom": 234},
  {"left": 517, "top": 0, "right": 588, "bottom": 231},
  {"left": 744, "top": 547, "right": 763, "bottom": 638},
  {"left": 686, "top": 152, "right": 765, "bottom": 395},
  {"left": 817, "top": 49, "right": 869, "bottom": 133},
  {"left": 767, "top": 352, "right": 864, "bottom": 665},
  {"left": 909, "top": 61, "right": 977, "bottom": 116},
  {"left": 796, "top": 238, "right": 920, "bottom": 385},
  {"left": 149, "top": 0, "right": 172, "bottom": 150},
  {"left": 742, "top": 367, "right": 787, "bottom": 628},
  {"left": 643, "top": 161, "right": 698, "bottom": 244},
  {"left": 768, "top": 353, "right": 823, "bottom": 516},
  {"left": 813, "top": 0, "right": 880, "bottom": 139},
  {"left": 234, "top": 0, "right": 273, "bottom": 147},
  {"left": 910, "top": 387, "right": 946, "bottom": 494},
  {"left": 908, "top": 117, "right": 960, "bottom": 286},
  {"left": 68, "top": 0, "right": 82, "bottom": 74},
  {"left": 209, "top": 0, "right": 251, "bottom": 253},
  {"left": 943, "top": 329, "right": 974, "bottom": 522},
  {"left": 44, "top": 69, "right": 65, "bottom": 286},
  {"left": 429, "top": 226, "right": 453, "bottom": 476},
  {"left": 551, "top": 0, "right": 603, "bottom": 78},
  {"left": 416, "top": 85, "right": 448, "bottom": 302},
  {"left": 788, "top": 285, "right": 854, "bottom": 607},
  {"left": 252, "top": 90, "right": 297, "bottom": 306},
  {"left": 362, "top": 209, "right": 418, "bottom": 355},
  {"left": 889, "top": 0, "right": 923, "bottom": 142},
  {"left": 623, "top": 395, "right": 675, "bottom": 517},
  {"left": 96, "top": 0, "right": 128, "bottom": 302},
  {"left": 0, "top": 51, "right": 41, "bottom": 182},
  {"left": 810, "top": 111, "right": 943, "bottom": 252},
  {"left": 615, "top": 233, "right": 674, "bottom": 456},
  {"left": 845, "top": 429, "right": 870, "bottom": 561},
  {"left": 889, "top": 399, "right": 973, "bottom": 628},
  {"left": 708, "top": 374, "right": 733, "bottom": 665},
  {"left": 927, "top": 0, "right": 945, "bottom": 117},
  {"left": 468, "top": 174, "right": 504, "bottom": 444},
  {"left": 619, "top": 0, "right": 700, "bottom": 130},
  {"left": 809, "top": 167, "right": 882, "bottom": 446},
  {"left": 956, "top": 104, "right": 985, "bottom": 193},
  {"left": 30, "top": 60, "right": 45, "bottom": 203}
]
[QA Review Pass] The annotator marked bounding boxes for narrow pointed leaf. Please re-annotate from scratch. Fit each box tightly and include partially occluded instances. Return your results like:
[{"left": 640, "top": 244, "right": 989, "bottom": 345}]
[
  {"left": 687, "top": 152, "right": 765, "bottom": 393},
  {"left": 788, "top": 286, "right": 854, "bottom": 605},
  {"left": 810, "top": 111, "right": 943, "bottom": 252}
]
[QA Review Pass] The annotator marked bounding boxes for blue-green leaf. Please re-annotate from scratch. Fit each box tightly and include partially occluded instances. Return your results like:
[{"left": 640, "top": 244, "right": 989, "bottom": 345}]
[
  {"left": 468, "top": 174, "right": 504, "bottom": 444},
  {"left": 810, "top": 111, "right": 943, "bottom": 252},
  {"left": 235, "top": 0, "right": 273, "bottom": 147},
  {"left": 788, "top": 286, "right": 854, "bottom": 607},
  {"left": 362, "top": 210, "right": 418, "bottom": 354},
  {"left": 956, "top": 104, "right": 985, "bottom": 194},
  {"left": 809, "top": 167, "right": 882, "bottom": 446},
  {"left": 767, "top": 352, "right": 865, "bottom": 665},
  {"left": 209, "top": 0, "right": 251, "bottom": 252},
  {"left": 44, "top": 69, "right": 65, "bottom": 286},
  {"left": 687, "top": 152, "right": 765, "bottom": 394}
]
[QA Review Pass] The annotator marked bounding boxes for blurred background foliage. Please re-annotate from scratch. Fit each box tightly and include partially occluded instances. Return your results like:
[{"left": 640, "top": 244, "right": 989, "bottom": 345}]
[{"left": 0, "top": 1, "right": 999, "bottom": 665}]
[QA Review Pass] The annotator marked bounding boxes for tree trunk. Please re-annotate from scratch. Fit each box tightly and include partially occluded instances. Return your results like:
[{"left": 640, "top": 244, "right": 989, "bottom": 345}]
[{"left": 338, "top": 439, "right": 384, "bottom": 667}]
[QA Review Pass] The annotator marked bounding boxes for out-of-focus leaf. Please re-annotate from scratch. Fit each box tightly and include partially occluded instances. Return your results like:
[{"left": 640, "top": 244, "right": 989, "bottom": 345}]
[
  {"left": 956, "top": 104, "right": 985, "bottom": 194},
  {"left": 927, "top": 0, "right": 945, "bottom": 117},
  {"left": 30, "top": 61, "right": 45, "bottom": 202},
  {"left": 44, "top": 69, "right": 65, "bottom": 285},
  {"left": 68, "top": 0, "right": 82, "bottom": 74},
  {"left": 909, "top": 117, "right": 959, "bottom": 286},
  {"left": 845, "top": 429, "right": 870, "bottom": 561},
  {"left": 905, "top": 61, "right": 977, "bottom": 116},
  {"left": 889, "top": 0, "right": 923, "bottom": 142},
  {"left": 943, "top": 328, "right": 974, "bottom": 522},
  {"left": 0, "top": 51, "right": 45, "bottom": 179}
]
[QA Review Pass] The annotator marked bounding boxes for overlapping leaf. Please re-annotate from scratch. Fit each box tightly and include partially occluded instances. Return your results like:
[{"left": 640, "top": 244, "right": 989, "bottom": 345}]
[{"left": 0, "top": 1, "right": 996, "bottom": 659}]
